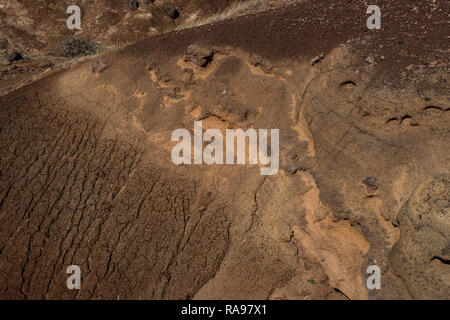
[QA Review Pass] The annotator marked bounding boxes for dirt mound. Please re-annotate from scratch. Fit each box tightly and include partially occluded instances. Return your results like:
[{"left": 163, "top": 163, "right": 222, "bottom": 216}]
[{"left": 0, "top": 0, "right": 448, "bottom": 300}]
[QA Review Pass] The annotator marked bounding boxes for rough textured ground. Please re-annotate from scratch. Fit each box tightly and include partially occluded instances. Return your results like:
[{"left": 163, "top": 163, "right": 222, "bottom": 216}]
[
  {"left": 0, "top": 0, "right": 276, "bottom": 96},
  {"left": 0, "top": 0, "right": 448, "bottom": 300}
]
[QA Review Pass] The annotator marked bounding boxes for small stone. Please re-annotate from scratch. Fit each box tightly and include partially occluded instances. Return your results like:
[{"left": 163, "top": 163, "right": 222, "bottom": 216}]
[
  {"left": 92, "top": 59, "right": 109, "bottom": 73},
  {"left": 41, "top": 61, "right": 53, "bottom": 68},
  {"left": 185, "top": 45, "right": 215, "bottom": 68},
  {"left": 365, "top": 55, "right": 376, "bottom": 64},
  {"left": 429, "top": 60, "right": 438, "bottom": 68},
  {"left": 285, "top": 164, "right": 298, "bottom": 175},
  {"left": 162, "top": 2, "right": 179, "bottom": 19},
  {"left": 363, "top": 176, "right": 378, "bottom": 190},
  {"left": 8, "top": 51, "right": 23, "bottom": 62},
  {"left": 311, "top": 53, "right": 324, "bottom": 66},
  {"left": 250, "top": 55, "right": 263, "bottom": 67},
  {"left": 129, "top": 0, "right": 139, "bottom": 11},
  {"left": 285, "top": 162, "right": 307, "bottom": 175}
]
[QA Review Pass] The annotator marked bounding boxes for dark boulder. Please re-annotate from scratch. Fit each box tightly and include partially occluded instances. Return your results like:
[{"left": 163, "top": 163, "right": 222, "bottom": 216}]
[
  {"left": 129, "top": 0, "right": 139, "bottom": 11},
  {"left": 185, "top": 45, "right": 215, "bottom": 68},
  {"left": 8, "top": 51, "right": 23, "bottom": 62},
  {"left": 162, "top": 2, "right": 179, "bottom": 19},
  {"left": 362, "top": 176, "right": 378, "bottom": 190}
]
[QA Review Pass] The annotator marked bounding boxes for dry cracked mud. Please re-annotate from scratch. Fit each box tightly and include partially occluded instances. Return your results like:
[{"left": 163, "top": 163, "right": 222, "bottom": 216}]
[{"left": 0, "top": 0, "right": 448, "bottom": 300}]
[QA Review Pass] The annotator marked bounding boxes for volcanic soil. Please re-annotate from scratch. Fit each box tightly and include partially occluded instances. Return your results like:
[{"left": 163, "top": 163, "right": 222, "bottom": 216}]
[{"left": 0, "top": 0, "right": 448, "bottom": 299}]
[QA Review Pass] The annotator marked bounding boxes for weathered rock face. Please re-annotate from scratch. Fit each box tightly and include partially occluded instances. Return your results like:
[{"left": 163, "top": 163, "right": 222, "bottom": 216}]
[
  {"left": 390, "top": 176, "right": 450, "bottom": 299},
  {"left": 0, "top": 0, "right": 448, "bottom": 300}
]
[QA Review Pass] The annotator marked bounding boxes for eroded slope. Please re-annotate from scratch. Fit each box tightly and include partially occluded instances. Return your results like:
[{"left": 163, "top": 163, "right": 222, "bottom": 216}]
[{"left": 0, "top": 0, "right": 448, "bottom": 300}]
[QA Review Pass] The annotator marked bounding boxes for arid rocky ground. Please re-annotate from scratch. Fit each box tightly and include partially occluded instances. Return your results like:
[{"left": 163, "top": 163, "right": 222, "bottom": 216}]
[{"left": 0, "top": 0, "right": 448, "bottom": 300}]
